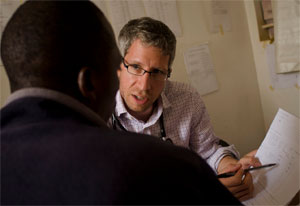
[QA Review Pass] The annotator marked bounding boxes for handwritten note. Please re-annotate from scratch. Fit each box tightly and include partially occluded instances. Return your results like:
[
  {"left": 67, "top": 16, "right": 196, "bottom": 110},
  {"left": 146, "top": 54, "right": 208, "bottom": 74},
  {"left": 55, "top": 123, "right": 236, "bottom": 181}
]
[{"left": 243, "top": 109, "right": 300, "bottom": 205}]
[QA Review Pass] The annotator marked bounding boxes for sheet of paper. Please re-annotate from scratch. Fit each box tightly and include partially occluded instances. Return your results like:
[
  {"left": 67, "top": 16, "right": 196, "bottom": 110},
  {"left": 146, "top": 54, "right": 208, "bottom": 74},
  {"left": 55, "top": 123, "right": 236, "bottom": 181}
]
[
  {"left": 143, "top": 0, "right": 182, "bottom": 37},
  {"left": 243, "top": 109, "right": 300, "bottom": 205},
  {"left": 274, "top": 0, "right": 300, "bottom": 73},
  {"left": 266, "top": 44, "right": 300, "bottom": 89},
  {"left": 184, "top": 43, "right": 218, "bottom": 96},
  {"left": 107, "top": 0, "right": 146, "bottom": 38},
  {"left": 209, "top": 0, "right": 232, "bottom": 34}
]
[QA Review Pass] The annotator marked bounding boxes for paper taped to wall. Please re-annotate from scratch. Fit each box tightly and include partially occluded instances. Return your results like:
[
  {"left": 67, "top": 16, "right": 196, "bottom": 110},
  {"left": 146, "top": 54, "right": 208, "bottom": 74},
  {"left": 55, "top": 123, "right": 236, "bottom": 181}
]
[{"left": 184, "top": 43, "right": 218, "bottom": 96}]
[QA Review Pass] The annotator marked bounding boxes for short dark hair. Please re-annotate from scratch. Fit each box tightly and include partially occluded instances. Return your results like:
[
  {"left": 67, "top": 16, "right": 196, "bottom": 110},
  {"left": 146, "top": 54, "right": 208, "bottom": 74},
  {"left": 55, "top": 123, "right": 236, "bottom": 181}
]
[
  {"left": 1, "top": 0, "right": 116, "bottom": 93},
  {"left": 118, "top": 17, "right": 176, "bottom": 68}
]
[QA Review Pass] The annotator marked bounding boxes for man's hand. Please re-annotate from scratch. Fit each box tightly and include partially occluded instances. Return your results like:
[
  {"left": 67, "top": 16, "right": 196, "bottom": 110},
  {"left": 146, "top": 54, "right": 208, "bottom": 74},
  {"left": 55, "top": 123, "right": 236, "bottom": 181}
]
[
  {"left": 238, "top": 149, "right": 261, "bottom": 169},
  {"left": 218, "top": 163, "right": 254, "bottom": 201},
  {"left": 217, "top": 150, "right": 261, "bottom": 201}
]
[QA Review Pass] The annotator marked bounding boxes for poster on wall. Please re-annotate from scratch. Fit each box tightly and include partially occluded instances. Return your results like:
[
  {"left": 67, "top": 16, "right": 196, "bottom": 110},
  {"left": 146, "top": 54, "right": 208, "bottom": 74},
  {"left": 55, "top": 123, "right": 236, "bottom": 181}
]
[
  {"left": 209, "top": 0, "right": 232, "bottom": 34},
  {"left": 184, "top": 43, "right": 219, "bottom": 96},
  {"left": 266, "top": 44, "right": 300, "bottom": 89},
  {"left": 274, "top": 0, "right": 300, "bottom": 73}
]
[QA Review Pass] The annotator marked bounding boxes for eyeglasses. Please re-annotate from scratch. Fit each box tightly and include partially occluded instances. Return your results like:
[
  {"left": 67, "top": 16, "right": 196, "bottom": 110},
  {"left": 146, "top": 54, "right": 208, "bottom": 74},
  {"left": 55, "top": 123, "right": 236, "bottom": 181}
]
[{"left": 122, "top": 58, "right": 170, "bottom": 81}]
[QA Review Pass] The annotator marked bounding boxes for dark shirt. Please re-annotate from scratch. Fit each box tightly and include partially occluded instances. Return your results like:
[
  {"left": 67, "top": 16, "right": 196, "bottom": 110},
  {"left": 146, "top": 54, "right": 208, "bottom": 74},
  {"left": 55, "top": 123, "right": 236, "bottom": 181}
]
[{"left": 1, "top": 89, "right": 241, "bottom": 205}]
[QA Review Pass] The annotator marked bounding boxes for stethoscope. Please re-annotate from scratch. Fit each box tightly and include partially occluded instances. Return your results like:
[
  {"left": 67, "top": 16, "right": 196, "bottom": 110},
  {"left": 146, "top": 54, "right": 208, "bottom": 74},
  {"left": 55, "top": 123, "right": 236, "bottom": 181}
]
[{"left": 112, "top": 113, "right": 173, "bottom": 144}]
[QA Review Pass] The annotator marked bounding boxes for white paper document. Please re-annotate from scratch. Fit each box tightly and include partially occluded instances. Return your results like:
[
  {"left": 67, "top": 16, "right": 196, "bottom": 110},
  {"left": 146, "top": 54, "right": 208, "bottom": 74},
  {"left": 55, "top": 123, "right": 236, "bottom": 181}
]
[
  {"left": 107, "top": 0, "right": 146, "bottom": 38},
  {"left": 209, "top": 0, "right": 232, "bottom": 34},
  {"left": 106, "top": 0, "right": 182, "bottom": 38},
  {"left": 243, "top": 109, "right": 300, "bottom": 205},
  {"left": 184, "top": 44, "right": 218, "bottom": 96},
  {"left": 266, "top": 44, "right": 300, "bottom": 89},
  {"left": 143, "top": 0, "right": 182, "bottom": 37},
  {"left": 274, "top": 0, "right": 300, "bottom": 73}
]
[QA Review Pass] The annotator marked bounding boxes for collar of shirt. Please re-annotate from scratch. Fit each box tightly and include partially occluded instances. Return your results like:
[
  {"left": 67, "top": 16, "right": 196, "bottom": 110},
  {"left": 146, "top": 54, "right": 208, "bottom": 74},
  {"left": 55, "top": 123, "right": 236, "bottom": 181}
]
[
  {"left": 5, "top": 87, "right": 107, "bottom": 127},
  {"left": 115, "top": 81, "right": 172, "bottom": 128}
]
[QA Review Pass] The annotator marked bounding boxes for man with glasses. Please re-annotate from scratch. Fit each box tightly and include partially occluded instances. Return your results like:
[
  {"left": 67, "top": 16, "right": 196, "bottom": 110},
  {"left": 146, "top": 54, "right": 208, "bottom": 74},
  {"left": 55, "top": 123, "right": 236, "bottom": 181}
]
[{"left": 109, "top": 17, "right": 260, "bottom": 201}]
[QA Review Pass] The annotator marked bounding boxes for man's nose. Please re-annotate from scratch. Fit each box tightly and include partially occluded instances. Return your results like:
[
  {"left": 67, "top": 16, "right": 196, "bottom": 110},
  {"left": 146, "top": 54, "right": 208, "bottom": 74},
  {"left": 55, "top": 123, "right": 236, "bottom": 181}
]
[{"left": 136, "top": 72, "right": 151, "bottom": 91}]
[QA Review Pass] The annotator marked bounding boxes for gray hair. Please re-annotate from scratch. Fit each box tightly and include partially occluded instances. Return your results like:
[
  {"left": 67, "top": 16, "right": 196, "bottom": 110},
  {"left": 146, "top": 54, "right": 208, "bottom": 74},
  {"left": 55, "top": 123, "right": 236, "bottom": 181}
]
[{"left": 118, "top": 17, "right": 176, "bottom": 68}]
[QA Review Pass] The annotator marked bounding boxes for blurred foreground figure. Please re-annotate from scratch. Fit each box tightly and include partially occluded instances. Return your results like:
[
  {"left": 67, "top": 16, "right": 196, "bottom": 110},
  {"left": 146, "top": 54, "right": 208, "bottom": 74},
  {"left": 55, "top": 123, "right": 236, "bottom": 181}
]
[{"left": 0, "top": 1, "right": 240, "bottom": 205}]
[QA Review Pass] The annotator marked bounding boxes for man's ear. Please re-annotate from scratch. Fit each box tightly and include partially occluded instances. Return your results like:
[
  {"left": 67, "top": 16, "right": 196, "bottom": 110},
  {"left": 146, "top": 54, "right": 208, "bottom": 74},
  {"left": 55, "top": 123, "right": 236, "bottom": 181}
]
[
  {"left": 117, "top": 61, "right": 122, "bottom": 79},
  {"left": 78, "top": 67, "right": 97, "bottom": 101},
  {"left": 117, "top": 68, "right": 121, "bottom": 79}
]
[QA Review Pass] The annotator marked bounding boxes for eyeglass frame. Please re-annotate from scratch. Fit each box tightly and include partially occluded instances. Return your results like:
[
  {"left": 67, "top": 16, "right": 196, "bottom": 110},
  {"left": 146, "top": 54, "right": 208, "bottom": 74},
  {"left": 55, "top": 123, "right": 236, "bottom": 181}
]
[{"left": 122, "top": 58, "right": 171, "bottom": 81}]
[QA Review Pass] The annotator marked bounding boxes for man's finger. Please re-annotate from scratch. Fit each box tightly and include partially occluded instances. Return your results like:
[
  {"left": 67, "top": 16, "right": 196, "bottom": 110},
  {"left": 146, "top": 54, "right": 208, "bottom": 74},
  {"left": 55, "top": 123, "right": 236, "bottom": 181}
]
[
  {"left": 228, "top": 183, "right": 248, "bottom": 194},
  {"left": 235, "top": 188, "right": 250, "bottom": 199},
  {"left": 220, "top": 168, "right": 245, "bottom": 186},
  {"left": 238, "top": 193, "right": 253, "bottom": 201}
]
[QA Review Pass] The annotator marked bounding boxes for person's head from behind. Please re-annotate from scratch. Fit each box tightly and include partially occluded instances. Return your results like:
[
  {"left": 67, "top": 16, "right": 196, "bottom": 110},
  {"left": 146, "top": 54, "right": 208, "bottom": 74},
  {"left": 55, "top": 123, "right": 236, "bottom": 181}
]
[
  {"left": 117, "top": 17, "right": 176, "bottom": 121},
  {"left": 1, "top": 0, "right": 121, "bottom": 121}
]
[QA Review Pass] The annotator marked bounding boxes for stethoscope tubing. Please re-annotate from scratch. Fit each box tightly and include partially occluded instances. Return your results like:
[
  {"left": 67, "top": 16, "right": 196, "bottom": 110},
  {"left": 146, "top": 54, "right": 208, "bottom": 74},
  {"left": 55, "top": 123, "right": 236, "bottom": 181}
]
[{"left": 112, "top": 113, "right": 173, "bottom": 144}]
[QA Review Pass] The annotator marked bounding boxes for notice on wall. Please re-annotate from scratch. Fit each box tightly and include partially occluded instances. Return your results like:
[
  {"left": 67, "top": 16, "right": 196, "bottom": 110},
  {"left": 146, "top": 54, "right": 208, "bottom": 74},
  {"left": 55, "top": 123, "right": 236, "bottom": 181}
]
[
  {"left": 106, "top": 0, "right": 182, "bottom": 38},
  {"left": 143, "top": 0, "right": 182, "bottom": 37},
  {"left": 106, "top": 0, "right": 146, "bottom": 38},
  {"left": 209, "top": 0, "right": 232, "bottom": 34},
  {"left": 184, "top": 43, "right": 218, "bottom": 96},
  {"left": 266, "top": 44, "right": 300, "bottom": 89},
  {"left": 274, "top": 0, "right": 300, "bottom": 73}
]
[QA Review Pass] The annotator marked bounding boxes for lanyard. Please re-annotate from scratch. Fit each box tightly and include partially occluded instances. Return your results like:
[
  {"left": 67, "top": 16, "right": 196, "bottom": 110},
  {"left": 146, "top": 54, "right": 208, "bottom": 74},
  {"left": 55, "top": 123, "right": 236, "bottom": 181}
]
[{"left": 112, "top": 113, "right": 172, "bottom": 144}]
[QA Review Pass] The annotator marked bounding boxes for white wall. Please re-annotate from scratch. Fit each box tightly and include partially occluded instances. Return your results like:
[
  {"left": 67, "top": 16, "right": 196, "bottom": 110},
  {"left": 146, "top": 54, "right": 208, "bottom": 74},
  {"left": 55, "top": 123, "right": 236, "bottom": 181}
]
[{"left": 1, "top": 0, "right": 271, "bottom": 156}]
